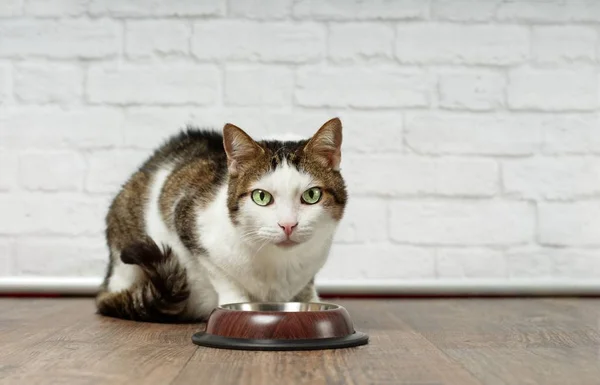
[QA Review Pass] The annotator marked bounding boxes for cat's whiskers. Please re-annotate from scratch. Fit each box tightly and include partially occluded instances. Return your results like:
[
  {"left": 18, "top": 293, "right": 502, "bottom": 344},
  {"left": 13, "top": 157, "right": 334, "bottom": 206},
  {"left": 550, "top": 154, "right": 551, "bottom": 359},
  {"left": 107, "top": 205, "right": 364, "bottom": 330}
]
[
  {"left": 252, "top": 238, "right": 271, "bottom": 257},
  {"left": 98, "top": 118, "right": 346, "bottom": 322},
  {"left": 238, "top": 228, "right": 279, "bottom": 253},
  {"left": 239, "top": 230, "right": 260, "bottom": 239}
]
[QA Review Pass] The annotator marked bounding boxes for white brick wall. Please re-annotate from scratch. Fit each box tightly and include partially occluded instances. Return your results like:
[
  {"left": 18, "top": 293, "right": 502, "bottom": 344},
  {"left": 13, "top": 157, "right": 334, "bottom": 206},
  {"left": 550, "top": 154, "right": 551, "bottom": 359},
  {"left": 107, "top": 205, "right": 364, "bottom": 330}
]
[
  {"left": 15, "top": 63, "right": 83, "bottom": 105},
  {"left": 507, "top": 67, "right": 598, "bottom": 111},
  {"left": 395, "top": 24, "right": 529, "bottom": 65},
  {"left": 125, "top": 20, "right": 190, "bottom": 59},
  {"left": 0, "top": 0, "right": 599, "bottom": 287},
  {"left": 437, "top": 70, "right": 505, "bottom": 111}
]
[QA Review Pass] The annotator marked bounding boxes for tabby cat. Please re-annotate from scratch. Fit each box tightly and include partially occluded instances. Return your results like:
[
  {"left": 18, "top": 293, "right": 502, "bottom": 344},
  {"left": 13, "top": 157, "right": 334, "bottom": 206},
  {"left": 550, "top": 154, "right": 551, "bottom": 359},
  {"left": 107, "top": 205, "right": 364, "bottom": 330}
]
[{"left": 96, "top": 118, "right": 347, "bottom": 322}]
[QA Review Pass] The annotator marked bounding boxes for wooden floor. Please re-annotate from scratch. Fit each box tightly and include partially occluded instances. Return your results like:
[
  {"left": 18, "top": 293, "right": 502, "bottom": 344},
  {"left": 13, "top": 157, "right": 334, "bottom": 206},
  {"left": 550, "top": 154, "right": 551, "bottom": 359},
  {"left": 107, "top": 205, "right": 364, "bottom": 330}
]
[{"left": 1, "top": 298, "right": 599, "bottom": 385}]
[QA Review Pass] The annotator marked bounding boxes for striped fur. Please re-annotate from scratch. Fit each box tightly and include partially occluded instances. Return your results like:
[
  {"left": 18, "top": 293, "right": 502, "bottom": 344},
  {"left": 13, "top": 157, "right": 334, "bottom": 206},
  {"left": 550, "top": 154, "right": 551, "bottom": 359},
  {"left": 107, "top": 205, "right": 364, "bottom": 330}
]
[{"left": 96, "top": 118, "right": 346, "bottom": 322}]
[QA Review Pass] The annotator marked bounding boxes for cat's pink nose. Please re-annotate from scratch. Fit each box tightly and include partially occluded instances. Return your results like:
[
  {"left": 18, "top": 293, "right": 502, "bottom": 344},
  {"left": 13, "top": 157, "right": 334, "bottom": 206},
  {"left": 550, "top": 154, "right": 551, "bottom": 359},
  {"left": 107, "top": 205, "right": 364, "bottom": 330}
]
[{"left": 278, "top": 222, "right": 298, "bottom": 237}]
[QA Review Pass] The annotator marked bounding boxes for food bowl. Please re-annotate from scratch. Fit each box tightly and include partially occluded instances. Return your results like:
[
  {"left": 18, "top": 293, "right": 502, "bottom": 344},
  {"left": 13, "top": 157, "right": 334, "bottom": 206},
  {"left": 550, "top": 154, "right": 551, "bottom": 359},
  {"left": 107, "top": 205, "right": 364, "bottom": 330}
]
[{"left": 191, "top": 302, "right": 369, "bottom": 351}]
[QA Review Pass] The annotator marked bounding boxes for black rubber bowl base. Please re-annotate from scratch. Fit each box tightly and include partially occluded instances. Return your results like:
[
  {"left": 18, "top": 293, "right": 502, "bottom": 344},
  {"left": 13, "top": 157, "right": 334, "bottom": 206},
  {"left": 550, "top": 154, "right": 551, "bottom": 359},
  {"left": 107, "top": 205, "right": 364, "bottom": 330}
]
[{"left": 191, "top": 331, "right": 369, "bottom": 351}]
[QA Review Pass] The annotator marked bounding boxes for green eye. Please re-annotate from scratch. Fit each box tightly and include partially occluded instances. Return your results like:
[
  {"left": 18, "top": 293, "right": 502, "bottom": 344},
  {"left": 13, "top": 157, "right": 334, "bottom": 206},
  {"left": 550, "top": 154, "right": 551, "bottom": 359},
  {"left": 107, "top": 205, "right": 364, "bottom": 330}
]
[
  {"left": 301, "top": 187, "right": 322, "bottom": 205},
  {"left": 251, "top": 189, "right": 273, "bottom": 206}
]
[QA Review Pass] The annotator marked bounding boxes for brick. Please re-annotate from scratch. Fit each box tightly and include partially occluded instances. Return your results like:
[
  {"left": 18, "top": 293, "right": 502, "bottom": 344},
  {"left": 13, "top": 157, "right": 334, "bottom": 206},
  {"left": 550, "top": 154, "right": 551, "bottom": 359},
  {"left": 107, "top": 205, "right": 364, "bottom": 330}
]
[
  {"left": 123, "top": 107, "right": 202, "bottom": 149},
  {"left": 334, "top": 198, "right": 388, "bottom": 243},
  {"left": 0, "top": 195, "right": 108, "bottom": 236},
  {"left": 125, "top": 20, "right": 189, "bottom": 59},
  {"left": 222, "top": 110, "right": 404, "bottom": 153},
  {"left": 121, "top": 107, "right": 270, "bottom": 149},
  {"left": 552, "top": 249, "right": 600, "bottom": 278},
  {"left": 293, "top": 0, "right": 427, "bottom": 20},
  {"left": 566, "top": 1, "right": 600, "bottom": 22},
  {"left": 25, "top": 0, "right": 87, "bottom": 16},
  {"left": 87, "top": 66, "right": 218, "bottom": 105},
  {"left": 496, "top": 0, "right": 567, "bottom": 23},
  {"left": 328, "top": 23, "right": 394, "bottom": 63},
  {"left": 438, "top": 70, "right": 505, "bottom": 111},
  {"left": 395, "top": 24, "right": 528, "bottom": 65},
  {"left": 432, "top": 0, "right": 499, "bottom": 21},
  {"left": 437, "top": 249, "right": 507, "bottom": 278},
  {"left": 405, "top": 113, "right": 541, "bottom": 156},
  {"left": 0, "top": 107, "right": 123, "bottom": 149},
  {"left": 14, "top": 63, "right": 83, "bottom": 104},
  {"left": 506, "top": 247, "right": 554, "bottom": 278},
  {"left": 318, "top": 244, "right": 435, "bottom": 280},
  {"left": 277, "top": 111, "right": 404, "bottom": 154},
  {"left": 202, "top": 110, "right": 272, "bottom": 138},
  {"left": 228, "top": 0, "right": 292, "bottom": 19},
  {"left": 0, "top": 151, "right": 18, "bottom": 191},
  {"left": 19, "top": 151, "right": 85, "bottom": 192},
  {"left": 255, "top": 112, "right": 331, "bottom": 138},
  {"left": 532, "top": 26, "right": 596, "bottom": 64},
  {"left": 503, "top": 157, "right": 600, "bottom": 200},
  {"left": 89, "top": 0, "right": 223, "bottom": 16},
  {"left": 14, "top": 237, "right": 106, "bottom": 276},
  {"left": 0, "top": 0, "right": 22, "bottom": 17},
  {"left": 0, "top": 239, "right": 11, "bottom": 276},
  {"left": 390, "top": 201, "right": 534, "bottom": 246},
  {"left": 85, "top": 150, "right": 149, "bottom": 194},
  {"left": 507, "top": 247, "right": 600, "bottom": 279},
  {"left": 332, "top": 112, "right": 405, "bottom": 154},
  {"left": 344, "top": 155, "right": 497, "bottom": 197},
  {"left": 539, "top": 202, "right": 600, "bottom": 246},
  {"left": 296, "top": 68, "right": 430, "bottom": 108},
  {"left": 0, "top": 20, "right": 119, "bottom": 58},
  {"left": 508, "top": 68, "right": 597, "bottom": 111},
  {"left": 224, "top": 66, "right": 293, "bottom": 106},
  {"left": 542, "top": 114, "right": 600, "bottom": 155},
  {"left": 192, "top": 21, "right": 324, "bottom": 63},
  {"left": 0, "top": 64, "right": 9, "bottom": 104}
]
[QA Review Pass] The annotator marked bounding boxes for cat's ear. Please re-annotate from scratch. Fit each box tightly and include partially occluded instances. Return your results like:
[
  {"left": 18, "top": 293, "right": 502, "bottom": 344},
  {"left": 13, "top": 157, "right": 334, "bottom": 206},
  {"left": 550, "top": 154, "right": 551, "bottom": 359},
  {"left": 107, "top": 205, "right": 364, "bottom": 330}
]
[
  {"left": 304, "top": 118, "right": 343, "bottom": 170},
  {"left": 223, "top": 123, "right": 263, "bottom": 176}
]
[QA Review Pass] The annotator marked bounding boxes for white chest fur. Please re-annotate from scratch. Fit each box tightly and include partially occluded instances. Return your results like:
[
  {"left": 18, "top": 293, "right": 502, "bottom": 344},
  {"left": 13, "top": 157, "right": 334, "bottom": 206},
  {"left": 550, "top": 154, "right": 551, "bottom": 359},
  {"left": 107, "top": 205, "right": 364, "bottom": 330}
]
[{"left": 144, "top": 165, "right": 336, "bottom": 307}]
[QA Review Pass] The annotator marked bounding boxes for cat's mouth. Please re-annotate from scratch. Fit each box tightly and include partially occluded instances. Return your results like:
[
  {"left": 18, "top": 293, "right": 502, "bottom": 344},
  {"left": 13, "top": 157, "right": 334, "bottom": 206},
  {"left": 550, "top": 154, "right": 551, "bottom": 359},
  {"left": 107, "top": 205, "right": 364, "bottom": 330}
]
[{"left": 275, "top": 239, "right": 300, "bottom": 248}]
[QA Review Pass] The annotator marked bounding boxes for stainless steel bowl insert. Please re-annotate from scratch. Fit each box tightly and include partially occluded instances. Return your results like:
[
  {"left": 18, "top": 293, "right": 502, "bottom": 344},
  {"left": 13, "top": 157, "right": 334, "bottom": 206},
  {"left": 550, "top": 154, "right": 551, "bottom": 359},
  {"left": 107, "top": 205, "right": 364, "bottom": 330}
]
[{"left": 218, "top": 302, "right": 339, "bottom": 312}]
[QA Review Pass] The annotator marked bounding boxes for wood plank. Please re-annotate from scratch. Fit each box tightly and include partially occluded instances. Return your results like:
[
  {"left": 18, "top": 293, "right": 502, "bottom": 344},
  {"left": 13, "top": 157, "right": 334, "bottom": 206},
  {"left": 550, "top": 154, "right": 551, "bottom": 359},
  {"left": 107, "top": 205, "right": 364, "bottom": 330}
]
[
  {"left": 443, "top": 347, "right": 600, "bottom": 385},
  {"left": 395, "top": 298, "right": 600, "bottom": 348},
  {"left": 0, "top": 298, "right": 197, "bottom": 385},
  {"left": 394, "top": 298, "right": 600, "bottom": 385},
  {"left": 0, "top": 299, "right": 94, "bottom": 346},
  {"left": 544, "top": 297, "right": 600, "bottom": 321},
  {"left": 0, "top": 342, "right": 197, "bottom": 385},
  {"left": 173, "top": 300, "right": 483, "bottom": 385},
  {"left": 1, "top": 298, "right": 600, "bottom": 385}
]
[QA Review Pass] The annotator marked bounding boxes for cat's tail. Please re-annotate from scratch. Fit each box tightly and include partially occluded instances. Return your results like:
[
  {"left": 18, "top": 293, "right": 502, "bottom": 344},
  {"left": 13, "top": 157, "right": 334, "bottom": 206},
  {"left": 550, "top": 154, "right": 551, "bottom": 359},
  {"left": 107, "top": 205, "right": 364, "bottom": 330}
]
[{"left": 96, "top": 240, "right": 192, "bottom": 322}]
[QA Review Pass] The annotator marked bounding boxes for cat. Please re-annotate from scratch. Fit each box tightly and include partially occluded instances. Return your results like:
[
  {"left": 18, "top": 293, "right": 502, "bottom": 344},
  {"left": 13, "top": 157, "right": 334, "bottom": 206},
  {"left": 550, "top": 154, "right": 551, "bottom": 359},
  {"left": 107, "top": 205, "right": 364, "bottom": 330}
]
[{"left": 95, "top": 118, "right": 347, "bottom": 322}]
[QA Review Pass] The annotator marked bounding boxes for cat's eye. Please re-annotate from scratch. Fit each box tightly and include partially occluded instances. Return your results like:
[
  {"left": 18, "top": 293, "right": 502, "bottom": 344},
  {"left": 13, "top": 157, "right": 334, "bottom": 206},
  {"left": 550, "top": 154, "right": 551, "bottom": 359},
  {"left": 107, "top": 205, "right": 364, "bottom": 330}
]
[
  {"left": 301, "top": 187, "right": 322, "bottom": 205},
  {"left": 251, "top": 189, "right": 273, "bottom": 206}
]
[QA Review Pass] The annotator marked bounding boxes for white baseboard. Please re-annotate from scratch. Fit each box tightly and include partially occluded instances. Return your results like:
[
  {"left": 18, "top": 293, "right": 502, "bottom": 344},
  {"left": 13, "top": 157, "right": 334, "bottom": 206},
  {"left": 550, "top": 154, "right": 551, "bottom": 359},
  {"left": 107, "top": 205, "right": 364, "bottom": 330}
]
[
  {"left": 318, "top": 279, "right": 600, "bottom": 295},
  {"left": 1, "top": 277, "right": 600, "bottom": 296},
  {"left": 0, "top": 277, "right": 102, "bottom": 295}
]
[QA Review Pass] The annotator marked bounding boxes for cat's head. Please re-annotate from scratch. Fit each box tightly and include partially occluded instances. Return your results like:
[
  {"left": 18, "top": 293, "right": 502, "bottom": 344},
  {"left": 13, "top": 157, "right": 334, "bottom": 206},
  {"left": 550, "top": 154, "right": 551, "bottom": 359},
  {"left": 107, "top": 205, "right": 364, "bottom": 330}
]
[{"left": 223, "top": 118, "right": 347, "bottom": 249}]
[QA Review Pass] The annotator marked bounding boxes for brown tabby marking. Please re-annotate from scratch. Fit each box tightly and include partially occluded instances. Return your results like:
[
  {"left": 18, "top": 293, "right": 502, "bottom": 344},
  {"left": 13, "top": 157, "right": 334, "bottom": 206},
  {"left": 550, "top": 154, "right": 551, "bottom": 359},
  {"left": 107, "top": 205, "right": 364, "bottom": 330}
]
[
  {"left": 97, "top": 130, "right": 225, "bottom": 321},
  {"left": 96, "top": 239, "right": 190, "bottom": 322},
  {"left": 105, "top": 171, "right": 150, "bottom": 253},
  {"left": 224, "top": 118, "right": 347, "bottom": 224},
  {"left": 96, "top": 119, "right": 346, "bottom": 322},
  {"left": 159, "top": 159, "right": 222, "bottom": 253}
]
